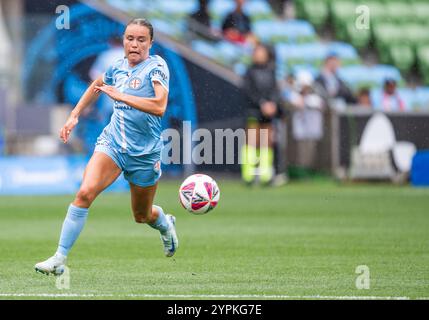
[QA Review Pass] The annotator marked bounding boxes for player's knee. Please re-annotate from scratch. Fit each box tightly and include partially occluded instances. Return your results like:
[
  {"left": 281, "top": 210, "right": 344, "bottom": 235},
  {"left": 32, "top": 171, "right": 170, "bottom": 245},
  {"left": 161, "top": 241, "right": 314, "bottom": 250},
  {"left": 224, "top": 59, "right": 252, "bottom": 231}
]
[{"left": 75, "top": 187, "right": 96, "bottom": 206}]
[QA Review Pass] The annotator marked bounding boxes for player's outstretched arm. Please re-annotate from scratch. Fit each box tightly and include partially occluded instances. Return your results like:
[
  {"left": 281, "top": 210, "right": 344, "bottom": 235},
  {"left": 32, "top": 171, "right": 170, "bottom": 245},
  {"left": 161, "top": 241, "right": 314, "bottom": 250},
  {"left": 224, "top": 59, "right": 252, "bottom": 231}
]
[
  {"left": 60, "top": 75, "right": 104, "bottom": 143},
  {"left": 95, "top": 81, "right": 168, "bottom": 117}
]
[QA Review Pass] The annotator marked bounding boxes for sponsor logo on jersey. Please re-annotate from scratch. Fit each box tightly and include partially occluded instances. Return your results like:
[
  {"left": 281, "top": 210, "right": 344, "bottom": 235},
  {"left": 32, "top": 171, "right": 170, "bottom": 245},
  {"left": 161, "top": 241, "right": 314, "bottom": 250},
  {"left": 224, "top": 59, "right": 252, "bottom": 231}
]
[
  {"left": 151, "top": 69, "right": 167, "bottom": 81},
  {"left": 114, "top": 102, "right": 132, "bottom": 110}
]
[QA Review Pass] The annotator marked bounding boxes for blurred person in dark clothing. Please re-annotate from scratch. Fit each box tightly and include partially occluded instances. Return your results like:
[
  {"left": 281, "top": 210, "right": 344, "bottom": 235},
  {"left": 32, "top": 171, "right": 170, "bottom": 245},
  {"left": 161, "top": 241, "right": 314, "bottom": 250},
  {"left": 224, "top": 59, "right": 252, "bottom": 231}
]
[
  {"left": 241, "top": 43, "right": 285, "bottom": 186},
  {"left": 267, "top": 0, "right": 291, "bottom": 17},
  {"left": 221, "top": 0, "right": 256, "bottom": 45},
  {"left": 191, "top": 0, "right": 211, "bottom": 27},
  {"left": 315, "top": 53, "right": 356, "bottom": 107},
  {"left": 356, "top": 87, "right": 372, "bottom": 108},
  {"left": 381, "top": 78, "right": 406, "bottom": 111},
  {"left": 188, "top": 0, "right": 221, "bottom": 41}
]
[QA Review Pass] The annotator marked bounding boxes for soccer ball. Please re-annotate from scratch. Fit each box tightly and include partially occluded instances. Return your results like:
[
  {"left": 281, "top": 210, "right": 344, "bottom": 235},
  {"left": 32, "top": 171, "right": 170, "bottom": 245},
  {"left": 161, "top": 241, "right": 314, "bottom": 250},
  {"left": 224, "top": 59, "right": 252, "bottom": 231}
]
[{"left": 179, "top": 174, "right": 220, "bottom": 215}]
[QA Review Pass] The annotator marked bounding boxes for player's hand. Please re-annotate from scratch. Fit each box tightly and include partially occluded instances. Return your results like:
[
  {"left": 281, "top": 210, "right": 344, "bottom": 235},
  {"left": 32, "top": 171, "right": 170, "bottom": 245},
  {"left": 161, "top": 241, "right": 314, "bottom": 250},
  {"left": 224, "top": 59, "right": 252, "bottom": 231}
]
[
  {"left": 260, "top": 101, "right": 277, "bottom": 118},
  {"left": 94, "top": 85, "right": 124, "bottom": 101},
  {"left": 60, "top": 114, "right": 78, "bottom": 144}
]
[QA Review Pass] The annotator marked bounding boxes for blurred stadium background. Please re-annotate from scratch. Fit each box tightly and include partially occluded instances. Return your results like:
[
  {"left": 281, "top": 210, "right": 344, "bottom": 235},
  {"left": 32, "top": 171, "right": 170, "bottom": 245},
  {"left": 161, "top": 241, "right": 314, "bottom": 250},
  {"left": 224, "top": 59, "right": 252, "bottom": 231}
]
[
  {"left": 0, "top": 0, "right": 428, "bottom": 299},
  {"left": 0, "top": 0, "right": 429, "bottom": 193}
]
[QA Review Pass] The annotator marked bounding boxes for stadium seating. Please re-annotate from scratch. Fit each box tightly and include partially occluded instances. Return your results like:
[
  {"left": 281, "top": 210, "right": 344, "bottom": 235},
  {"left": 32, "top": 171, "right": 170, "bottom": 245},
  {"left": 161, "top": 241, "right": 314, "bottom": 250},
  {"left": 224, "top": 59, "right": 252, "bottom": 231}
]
[
  {"left": 106, "top": 0, "right": 148, "bottom": 13},
  {"left": 417, "top": 46, "right": 429, "bottom": 84},
  {"left": 345, "top": 21, "right": 371, "bottom": 51},
  {"left": 102, "top": 0, "right": 429, "bottom": 110},
  {"left": 337, "top": 64, "right": 403, "bottom": 90},
  {"left": 385, "top": 1, "right": 416, "bottom": 23},
  {"left": 156, "top": 0, "right": 198, "bottom": 19},
  {"left": 369, "top": 86, "right": 429, "bottom": 112},
  {"left": 191, "top": 40, "right": 223, "bottom": 61},
  {"left": 331, "top": 1, "right": 359, "bottom": 41},
  {"left": 295, "top": 0, "right": 329, "bottom": 30},
  {"left": 253, "top": 20, "right": 316, "bottom": 44},
  {"left": 191, "top": 39, "right": 250, "bottom": 71},
  {"left": 413, "top": 1, "right": 429, "bottom": 23},
  {"left": 389, "top": 45, "right": 415, "bottom": 75},
  {"left": 209, "top": 0, "right": 274, "bottom": 29},
  {"left": 275, "top": 42, "right": 360, "bottom": 70},
  {"left": 294, "top": 0, "right": 429, "bottom": 84},
  {"left": 416, "top": 86, "right": 429, "bottom": 109},
  {"left": 151, "top": 19, "right": 187, "bottom": 40}
]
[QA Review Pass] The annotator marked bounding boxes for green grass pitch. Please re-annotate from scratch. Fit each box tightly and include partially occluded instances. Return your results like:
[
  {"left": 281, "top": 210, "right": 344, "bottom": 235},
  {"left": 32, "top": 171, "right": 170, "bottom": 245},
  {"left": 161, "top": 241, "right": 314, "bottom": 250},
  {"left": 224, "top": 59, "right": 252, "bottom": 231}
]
[{"left": 0, "top": 180, "right": 428, "bottom": 300}]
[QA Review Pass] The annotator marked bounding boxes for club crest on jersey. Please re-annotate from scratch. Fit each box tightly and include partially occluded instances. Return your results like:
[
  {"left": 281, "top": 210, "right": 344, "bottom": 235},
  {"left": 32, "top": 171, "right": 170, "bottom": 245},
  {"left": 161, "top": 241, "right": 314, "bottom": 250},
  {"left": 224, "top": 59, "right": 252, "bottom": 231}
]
[{"left": 128, "top": 77, "right": 142, "bottom": 90}]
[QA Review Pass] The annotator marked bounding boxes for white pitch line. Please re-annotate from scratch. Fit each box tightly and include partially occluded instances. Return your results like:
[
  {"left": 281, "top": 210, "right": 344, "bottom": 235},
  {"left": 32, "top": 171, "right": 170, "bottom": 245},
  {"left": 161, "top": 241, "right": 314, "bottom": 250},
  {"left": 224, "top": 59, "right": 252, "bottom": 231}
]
[{"left": 0, "top": 293, "right": 427, "bottom": 300}]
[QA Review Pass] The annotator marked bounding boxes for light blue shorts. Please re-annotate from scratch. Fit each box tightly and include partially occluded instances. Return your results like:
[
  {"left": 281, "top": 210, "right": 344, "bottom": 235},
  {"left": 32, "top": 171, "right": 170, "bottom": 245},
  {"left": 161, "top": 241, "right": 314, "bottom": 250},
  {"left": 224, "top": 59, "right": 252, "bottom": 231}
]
[{"left": 94, "top": 141, "right": 162, "bottom": 188}]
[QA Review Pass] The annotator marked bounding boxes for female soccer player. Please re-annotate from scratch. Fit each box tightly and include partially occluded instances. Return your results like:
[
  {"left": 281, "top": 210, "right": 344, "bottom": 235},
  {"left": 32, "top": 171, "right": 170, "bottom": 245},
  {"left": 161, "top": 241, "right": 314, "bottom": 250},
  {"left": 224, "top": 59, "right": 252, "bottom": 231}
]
[{"left": 35, "top": 18, "right": 178, "bottom": 275}]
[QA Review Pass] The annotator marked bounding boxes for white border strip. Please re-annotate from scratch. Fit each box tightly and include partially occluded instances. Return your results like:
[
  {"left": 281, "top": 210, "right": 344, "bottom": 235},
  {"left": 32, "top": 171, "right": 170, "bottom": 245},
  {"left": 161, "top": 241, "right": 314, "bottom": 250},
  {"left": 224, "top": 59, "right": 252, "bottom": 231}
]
[{"left": 0, "top": 293, "right": 428, "bottom": 300}]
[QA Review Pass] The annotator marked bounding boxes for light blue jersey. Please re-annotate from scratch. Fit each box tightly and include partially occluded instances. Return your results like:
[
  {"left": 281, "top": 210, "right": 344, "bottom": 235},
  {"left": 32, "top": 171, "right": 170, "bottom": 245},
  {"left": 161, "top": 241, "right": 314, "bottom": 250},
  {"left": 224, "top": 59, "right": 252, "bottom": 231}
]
[{"left": 99, "top": 55, "right": 170, "bottom": 156}]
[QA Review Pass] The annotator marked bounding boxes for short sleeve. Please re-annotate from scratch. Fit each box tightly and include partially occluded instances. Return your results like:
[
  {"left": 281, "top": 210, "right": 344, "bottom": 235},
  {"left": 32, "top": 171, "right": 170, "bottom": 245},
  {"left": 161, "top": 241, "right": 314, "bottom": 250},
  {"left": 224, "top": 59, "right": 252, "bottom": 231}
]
[
  {"left": 103, "top": 65, "right": 115, "bottom": 85},
  {"left": 149, "top": 64, "right": 169, "bottom": 92},
  {"left": 102, "top": 58, "right": 123, "bottom": 85}
]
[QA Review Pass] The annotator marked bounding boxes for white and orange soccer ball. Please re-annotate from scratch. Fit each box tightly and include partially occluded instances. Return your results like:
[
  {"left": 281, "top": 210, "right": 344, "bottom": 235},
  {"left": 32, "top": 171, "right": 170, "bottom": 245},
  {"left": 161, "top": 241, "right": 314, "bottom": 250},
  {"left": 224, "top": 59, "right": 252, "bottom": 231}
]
[{"left": 179, "top": 174, "right": 220, "bottom": 215}]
